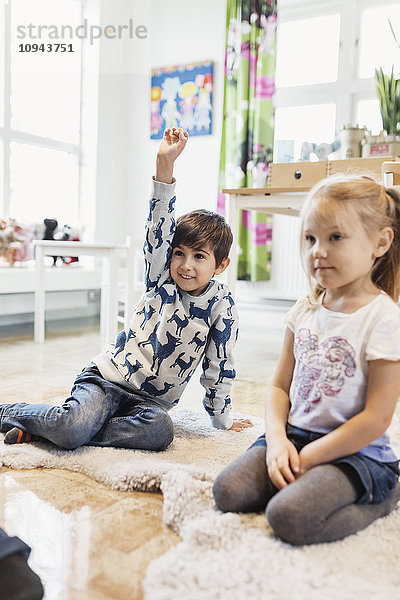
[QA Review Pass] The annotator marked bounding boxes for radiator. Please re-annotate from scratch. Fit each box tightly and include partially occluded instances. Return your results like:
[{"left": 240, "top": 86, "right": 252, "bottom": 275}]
[{"left": 265, "top": 214, "right": 308, "bottom": 300}]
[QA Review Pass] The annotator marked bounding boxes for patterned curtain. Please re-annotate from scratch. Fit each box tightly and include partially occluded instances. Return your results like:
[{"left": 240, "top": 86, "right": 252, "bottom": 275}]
[{"left": 218, "top": 0, "right": 277, "bottom": 281}]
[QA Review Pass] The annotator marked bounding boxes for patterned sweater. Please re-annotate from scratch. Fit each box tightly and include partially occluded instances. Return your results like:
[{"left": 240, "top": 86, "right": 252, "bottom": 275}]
[{"left": 93, "top": 179, "right": 238, "bottom": 429}]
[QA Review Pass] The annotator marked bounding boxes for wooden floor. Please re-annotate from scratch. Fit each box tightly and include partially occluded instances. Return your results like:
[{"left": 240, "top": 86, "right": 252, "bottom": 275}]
[{"left": 0, "top": 301, "right": 285, "bottom": 599}]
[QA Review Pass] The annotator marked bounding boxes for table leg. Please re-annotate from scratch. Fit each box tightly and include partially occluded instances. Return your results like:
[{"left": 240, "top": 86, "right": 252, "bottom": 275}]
[
  {"left": 227, "top": 195, "right": 238, "bottom": 295},
  {"left": 107, "top": 250, "right": 119, "bottom": 342},
  {"left": 34, "top": 245, "right": 45, "bottom": 343},
  {"left": 124, "top": 237, "right": 135, "bottom": 330},
  {"left": 100, "top": 256, "right": 109, "bottom": 340}
]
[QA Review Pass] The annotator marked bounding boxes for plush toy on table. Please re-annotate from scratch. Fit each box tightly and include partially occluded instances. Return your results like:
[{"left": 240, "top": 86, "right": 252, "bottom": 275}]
[
  {"left": 43, "top": 218, "right": 60, "bottom": 266},
  {"left": 54, "top": 224, "right": 80, "bottom": 264},
  {"left": 300, "top": 139, "right": 341, "bottom": 161},
  {"left": 42, "top": 218, "right": 80, "bottom": 266}
]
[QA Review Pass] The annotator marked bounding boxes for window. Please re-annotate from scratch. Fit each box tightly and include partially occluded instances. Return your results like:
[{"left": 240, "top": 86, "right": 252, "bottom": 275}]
[
  {"left": 275, "top": 104, "right": 336, "bottom": 162},
  {"left": 10, "top": 143, "right": 79, "bottom": 223},
  {"left": 274, "top": 0, "right": 400, "bottom": 159},
  {"left": 0, "top": 1, "right": 5, "bottom": 129},
  {"left": 0, "top": 0, "right": 84, "bottom": 226},
  {"left": 358, "top": 4, "right": 400, "bottom": 79},
  {"left": 10, "top": 0, "right": 81, "bottom": 143},
  {"left": 276, "top": 14, "right": 340, "bottom": 88},
  {"left": 356, "top": 99, "right": 381, "bottom": 135}
]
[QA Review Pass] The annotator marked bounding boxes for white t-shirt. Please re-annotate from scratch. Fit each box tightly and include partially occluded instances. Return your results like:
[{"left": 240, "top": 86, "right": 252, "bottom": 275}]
[{"left": 285, "top": 292, "right": 400, "bottom": 462}]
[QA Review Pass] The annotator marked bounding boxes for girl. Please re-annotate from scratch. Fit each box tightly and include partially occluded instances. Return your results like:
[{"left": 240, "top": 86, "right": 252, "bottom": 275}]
[{"left": 213, "top": 174, "right": 400, "bottom": 545}]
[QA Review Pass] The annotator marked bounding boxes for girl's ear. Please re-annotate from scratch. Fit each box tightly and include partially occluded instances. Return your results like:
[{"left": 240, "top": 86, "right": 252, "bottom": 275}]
[
  {"left": 375, "top": 227, "right": 394, "bottom": 257},
  {"left": 214, "top": 257, "right": 230, "bottom": 276}
]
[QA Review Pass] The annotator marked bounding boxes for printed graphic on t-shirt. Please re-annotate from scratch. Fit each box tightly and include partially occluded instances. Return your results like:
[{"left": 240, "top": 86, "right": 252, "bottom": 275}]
[{"left": 294, "top": 328, "right": 356, "bottom": 413}]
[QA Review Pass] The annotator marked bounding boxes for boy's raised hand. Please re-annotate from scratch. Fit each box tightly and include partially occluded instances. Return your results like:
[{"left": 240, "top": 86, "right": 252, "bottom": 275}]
[{"left": 156, "top": 128, "right": 189, "bottom": 184}]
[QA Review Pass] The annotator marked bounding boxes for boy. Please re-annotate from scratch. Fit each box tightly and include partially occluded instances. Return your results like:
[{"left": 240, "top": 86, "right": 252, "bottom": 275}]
[{"left": 0, "top": 128, "right": 252, "bottom": 451}]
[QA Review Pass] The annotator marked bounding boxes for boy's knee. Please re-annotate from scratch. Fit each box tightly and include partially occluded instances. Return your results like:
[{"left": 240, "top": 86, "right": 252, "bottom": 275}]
[
  {"left": 266, "top": 492, "right": 309, "bottom": 546},
  {"left": 53, "top": 427, "right": 88, "bottom": 450},
  {"left": 44, "top": 406, "right": 95, "bottom": 449},
  {"left": 146, "top": 409, "right": 174, "bottom": 451}
]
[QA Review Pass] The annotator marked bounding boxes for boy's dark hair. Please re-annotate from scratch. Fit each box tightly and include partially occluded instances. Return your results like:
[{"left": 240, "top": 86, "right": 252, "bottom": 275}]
[{"left": 172, "top": 209, "right": 233, "bottom": 266}]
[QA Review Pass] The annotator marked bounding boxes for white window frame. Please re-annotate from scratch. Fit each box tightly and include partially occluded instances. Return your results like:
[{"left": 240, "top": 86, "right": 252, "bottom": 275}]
[
  {"left": 275, "top": 0, "right": 400, "bottom": 137},
  {"left": 0, "top": 0, "right": 83, "bottom": 219}
]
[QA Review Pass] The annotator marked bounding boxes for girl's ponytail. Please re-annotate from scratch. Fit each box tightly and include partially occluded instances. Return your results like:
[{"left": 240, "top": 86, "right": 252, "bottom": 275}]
[{"left": 372, "top": 186, "right": 400, "bottom": 301}]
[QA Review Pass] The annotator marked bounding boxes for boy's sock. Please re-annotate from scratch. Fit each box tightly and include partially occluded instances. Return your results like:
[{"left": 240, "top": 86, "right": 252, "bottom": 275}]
[
  {"left": 0, "top": 553, "right": 44, "bottom": 600},
  {"left": 4, "top": 428, "right": 42, "bottom": 445}
]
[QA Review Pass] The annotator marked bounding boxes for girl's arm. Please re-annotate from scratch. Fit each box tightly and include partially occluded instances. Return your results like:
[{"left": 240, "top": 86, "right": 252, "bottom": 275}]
[
  {"left": 265, "top": 327, "right": 300, "bottom": 489},
  {"left": 299, "top": 359, "right": 400, "bottom": 472}
]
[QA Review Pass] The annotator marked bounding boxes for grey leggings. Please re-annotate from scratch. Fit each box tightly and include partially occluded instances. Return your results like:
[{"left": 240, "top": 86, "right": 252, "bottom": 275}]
[{"left": 213, "top": 445, "right": 400, "bottom": 545}]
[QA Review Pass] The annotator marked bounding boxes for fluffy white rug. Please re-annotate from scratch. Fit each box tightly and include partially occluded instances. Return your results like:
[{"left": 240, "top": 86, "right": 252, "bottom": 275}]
[
  {"left": 1, "top": 409, "right": 400, "bottom": 600},
  {"left": 148, "top": 473, "right": 400, "bottom": 600},
  {"left": 0, "top": 409, "right": 263, "bottom": 490}
]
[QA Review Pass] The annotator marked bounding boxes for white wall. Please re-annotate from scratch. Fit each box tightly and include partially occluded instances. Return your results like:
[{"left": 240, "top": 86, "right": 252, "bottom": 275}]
[
  {"left": 149, "top": 0, "right": 226, "bottom": 217},
  {"left": 93, "top": 0, "right": 305, "bottom": 303},
  {"left": 95, "top": 0, "right": 152, "bottom": 245},
  {"left": 0, "top": 0, "right": 228, "bottom": 328},
  {"left": 95, "top": 0, "right": 227, "bottom": 250}
]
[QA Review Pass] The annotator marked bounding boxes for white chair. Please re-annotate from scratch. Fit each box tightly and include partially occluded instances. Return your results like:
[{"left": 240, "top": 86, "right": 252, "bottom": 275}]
[{"left": 117, "top": 236, "right": 137, "bottom": 330}]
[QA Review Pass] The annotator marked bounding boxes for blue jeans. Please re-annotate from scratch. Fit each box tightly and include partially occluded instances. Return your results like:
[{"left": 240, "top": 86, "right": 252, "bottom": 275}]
[
  {"left": 0, "top": 528, "right": 30, "bottom": 562},
  {"left": 0, "top": 364, "right": 174, "bottom": 451}
]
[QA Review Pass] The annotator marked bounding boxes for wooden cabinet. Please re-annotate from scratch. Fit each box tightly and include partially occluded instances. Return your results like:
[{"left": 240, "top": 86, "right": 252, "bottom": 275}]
[{"left": 269, "top": 160, "right": 328, "bottom": 188}]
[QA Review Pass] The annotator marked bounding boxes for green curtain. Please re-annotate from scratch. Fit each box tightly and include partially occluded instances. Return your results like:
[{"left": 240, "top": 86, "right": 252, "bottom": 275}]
[{"left": 218, "top": 0, "right": 277, "bottom": 281}]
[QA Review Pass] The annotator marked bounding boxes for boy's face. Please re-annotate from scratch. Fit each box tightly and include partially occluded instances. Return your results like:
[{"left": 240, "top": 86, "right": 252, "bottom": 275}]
[{"left": 170, "top": 244, "right": 230, "bottom": 296}]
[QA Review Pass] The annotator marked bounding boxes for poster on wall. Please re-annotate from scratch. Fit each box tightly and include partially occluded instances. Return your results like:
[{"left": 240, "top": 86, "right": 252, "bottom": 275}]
[{"left": 150, "top": 60, "right": 213, "bottom": 139}]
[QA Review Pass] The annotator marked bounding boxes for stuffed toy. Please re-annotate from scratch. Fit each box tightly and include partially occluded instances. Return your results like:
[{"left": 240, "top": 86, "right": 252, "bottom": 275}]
[
  {"left": 43, "top": 218, "right": 58, "bottom": 241},
  {"left": 42, "top": 218, "right": 59, "bottom": 266},
  {"left": 0, "top": 218, "right": 34, "bottom": 266},
  {"left": 54, "top": 224, "right": 80, "bottom": 264},
  {"left": 300, "top": 139, "right": 341, "bottom": 161},
  {"left": 42, "top": 219, "right": 80, "bottom": 266},
  {"left": 0, "top": 217, "right": 81, "bottom": 266}
]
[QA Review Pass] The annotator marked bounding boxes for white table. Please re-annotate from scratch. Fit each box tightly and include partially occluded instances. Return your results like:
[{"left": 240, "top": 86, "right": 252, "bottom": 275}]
[
  {"left": 223, "top": 160, "right": 400, "bottom": 295},
  {"left": 33, "top": 240, "right": 133, "bottom": 343},
  {"left": 223, "top": 186, "right": 308, "bottom": 294}
]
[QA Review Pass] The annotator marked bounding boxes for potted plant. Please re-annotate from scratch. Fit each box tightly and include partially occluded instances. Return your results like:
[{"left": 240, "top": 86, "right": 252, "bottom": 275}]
[
  {"left": 374, "top": 20, "right": 400, "bottom": 136},
  {"left": 375, "top": 66, "right": 400, "bottom": 135}
]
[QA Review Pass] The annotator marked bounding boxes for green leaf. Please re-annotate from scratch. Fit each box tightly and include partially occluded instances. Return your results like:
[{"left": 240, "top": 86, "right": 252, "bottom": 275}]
[
  {"left": 374, "top": 65, "right": 400, "bottom": 134},
  {"left": 389, "top": 18, "right": 400, "bottom": 49}
]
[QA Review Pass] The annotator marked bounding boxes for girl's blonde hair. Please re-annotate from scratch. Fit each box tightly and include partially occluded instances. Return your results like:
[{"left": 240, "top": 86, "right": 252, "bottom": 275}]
[{"left": 299, "top": 173, "right": 400, "bottom": 304}]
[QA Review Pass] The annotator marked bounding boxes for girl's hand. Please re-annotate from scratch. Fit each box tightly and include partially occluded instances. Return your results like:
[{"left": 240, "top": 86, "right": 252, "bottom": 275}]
[
  {"left": 229, "top": 418, "right": 253, "bottom": 432},
  {"left": 266, "top": 436, "right": 300, "bottom": 489}
]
